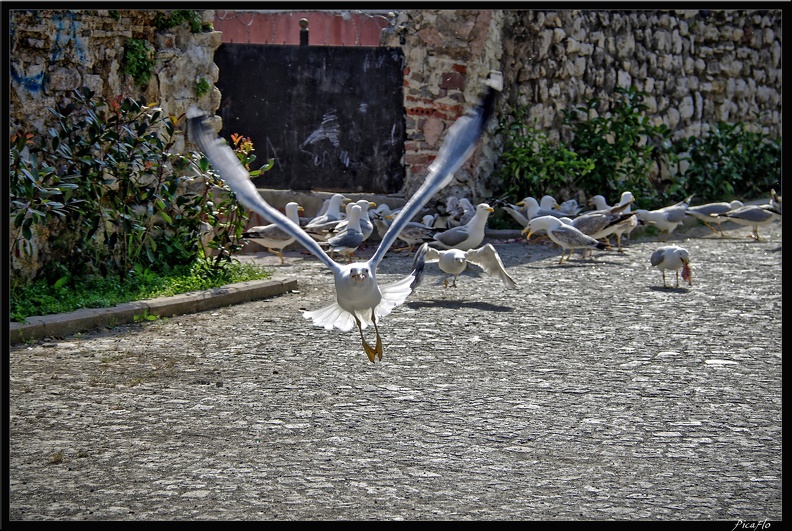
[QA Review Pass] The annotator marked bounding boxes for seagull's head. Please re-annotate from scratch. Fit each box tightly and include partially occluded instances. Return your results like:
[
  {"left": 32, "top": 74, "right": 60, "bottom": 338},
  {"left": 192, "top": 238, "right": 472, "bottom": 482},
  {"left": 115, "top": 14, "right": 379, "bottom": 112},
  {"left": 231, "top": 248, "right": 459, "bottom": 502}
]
[{"left": 349, "top": 266, "right": 371, "bottom": 284}]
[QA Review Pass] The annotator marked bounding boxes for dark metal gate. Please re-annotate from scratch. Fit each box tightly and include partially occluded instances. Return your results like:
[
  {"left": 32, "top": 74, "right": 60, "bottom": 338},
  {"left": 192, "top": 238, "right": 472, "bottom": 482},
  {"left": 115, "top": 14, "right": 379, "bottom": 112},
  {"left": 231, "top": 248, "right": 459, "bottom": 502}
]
[{"left": 214, "top": 44, "right": 405, "bottom": 193}]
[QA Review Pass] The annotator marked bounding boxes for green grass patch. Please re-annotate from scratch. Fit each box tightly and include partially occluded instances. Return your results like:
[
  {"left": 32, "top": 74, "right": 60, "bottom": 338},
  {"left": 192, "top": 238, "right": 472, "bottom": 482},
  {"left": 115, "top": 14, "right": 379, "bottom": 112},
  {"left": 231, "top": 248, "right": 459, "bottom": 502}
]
[{"left": 10, "top": 260, "right": 272, "bottom": 323}]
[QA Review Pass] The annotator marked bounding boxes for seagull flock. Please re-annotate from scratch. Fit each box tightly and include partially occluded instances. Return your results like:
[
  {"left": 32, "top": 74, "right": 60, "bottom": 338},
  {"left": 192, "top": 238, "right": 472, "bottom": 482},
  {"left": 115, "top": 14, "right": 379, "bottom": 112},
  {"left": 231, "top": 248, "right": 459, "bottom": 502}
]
[{"left": 188, "top": 72, "right": 781, "bottom": 362}]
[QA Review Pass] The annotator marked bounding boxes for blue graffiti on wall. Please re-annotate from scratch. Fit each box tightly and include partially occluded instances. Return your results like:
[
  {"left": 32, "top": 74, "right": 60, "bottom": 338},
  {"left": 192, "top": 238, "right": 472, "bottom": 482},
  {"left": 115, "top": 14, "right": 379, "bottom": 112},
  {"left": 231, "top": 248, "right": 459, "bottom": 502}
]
[
  {"left": 10, "top": 64, "right": 45, "bottom": 93},
  {"left": 10, "top": 12, "right": 88, "bottom": 95},
  {"left": 51, "top": 12, "right": 87, "bottom": 64}
]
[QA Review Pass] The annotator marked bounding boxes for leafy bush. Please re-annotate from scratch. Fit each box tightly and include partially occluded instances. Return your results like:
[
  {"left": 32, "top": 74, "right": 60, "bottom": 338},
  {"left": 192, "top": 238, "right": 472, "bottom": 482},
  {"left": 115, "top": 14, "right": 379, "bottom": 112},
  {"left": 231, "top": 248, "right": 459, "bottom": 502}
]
[
  {"left": 494, "top": 104, "right": 593, "bottom": 201},
  {"left": 9, "top": 87, "right": 271, "bottom": 289},
  {"left": 672, "top": 121, "right": 782, "bottom": 202},
  {"left": 494, "top": 86, "right": 780, "bottom": 210},
  {"left": 561, "top": 86, "right": 675, "bottom": 208}
]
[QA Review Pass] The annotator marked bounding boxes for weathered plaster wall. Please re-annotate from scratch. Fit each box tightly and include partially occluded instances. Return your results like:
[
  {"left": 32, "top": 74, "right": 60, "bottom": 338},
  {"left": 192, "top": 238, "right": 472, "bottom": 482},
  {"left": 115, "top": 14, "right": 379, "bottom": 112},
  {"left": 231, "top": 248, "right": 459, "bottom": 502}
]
[
  {"left": 9, "top": 9, "right": 223, "bottom": 153},
  {"left": 383, "top": 8, "right": 782, "bottom": 203}
]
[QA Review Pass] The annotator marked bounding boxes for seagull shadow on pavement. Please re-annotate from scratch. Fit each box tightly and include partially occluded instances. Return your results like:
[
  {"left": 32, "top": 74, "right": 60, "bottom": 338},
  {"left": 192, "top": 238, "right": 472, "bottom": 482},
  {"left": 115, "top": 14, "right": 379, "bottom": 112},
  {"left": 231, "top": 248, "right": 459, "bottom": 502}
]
[
  {"left": 406, "top": 300, "right": 515, "bottom": 313},
  {"left": 648, "top": 286, "right": 691, "bottom": 293}
]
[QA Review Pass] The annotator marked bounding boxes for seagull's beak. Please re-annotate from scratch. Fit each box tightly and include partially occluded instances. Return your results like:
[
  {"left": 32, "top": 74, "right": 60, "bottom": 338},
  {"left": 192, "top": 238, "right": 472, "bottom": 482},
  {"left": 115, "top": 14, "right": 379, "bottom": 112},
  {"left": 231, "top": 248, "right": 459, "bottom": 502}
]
[
  {"left": 522, "top": 228, "right": 533, "bottom": 239},
  {"left": 516, "top": 201, "right": 525, "bottom": 207},
  {"left": 298, "top": 206, "right": 305, "bottom": 213},
  {"left": 368, "top": 201, "right": 377, "bottom": 207},
  {"left": 486, "top": 207, "right": 494, "bottom": 213}
]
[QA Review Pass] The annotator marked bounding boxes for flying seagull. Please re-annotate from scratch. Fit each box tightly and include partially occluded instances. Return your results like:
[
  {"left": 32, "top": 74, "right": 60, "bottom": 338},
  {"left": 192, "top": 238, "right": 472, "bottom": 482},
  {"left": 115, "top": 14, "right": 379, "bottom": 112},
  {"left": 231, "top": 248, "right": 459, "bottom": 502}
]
[
  {"left": 187, "top": 71, "right": 501, "bottom": 362},
  {"left": 411, "top": 242, "right": 517, "bottom": 289}
]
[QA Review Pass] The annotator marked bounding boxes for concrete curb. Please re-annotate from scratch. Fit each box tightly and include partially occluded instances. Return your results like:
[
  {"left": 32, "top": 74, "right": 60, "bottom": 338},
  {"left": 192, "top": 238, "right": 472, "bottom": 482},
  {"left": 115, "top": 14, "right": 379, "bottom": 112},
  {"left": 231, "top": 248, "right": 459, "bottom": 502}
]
[{"left": 9, "top": 278, "right": 298, "bottom": 345}]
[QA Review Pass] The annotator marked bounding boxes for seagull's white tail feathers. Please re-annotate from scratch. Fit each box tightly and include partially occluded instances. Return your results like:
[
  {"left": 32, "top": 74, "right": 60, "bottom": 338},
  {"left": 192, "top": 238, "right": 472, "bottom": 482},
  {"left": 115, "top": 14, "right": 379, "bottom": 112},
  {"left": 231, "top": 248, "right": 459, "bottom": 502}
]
[
  {"left": 303, "top": 302, "right": 357, "bottom": 332},
  {"left": 376, "top": 274, "right": 416, "bottom": 319}
]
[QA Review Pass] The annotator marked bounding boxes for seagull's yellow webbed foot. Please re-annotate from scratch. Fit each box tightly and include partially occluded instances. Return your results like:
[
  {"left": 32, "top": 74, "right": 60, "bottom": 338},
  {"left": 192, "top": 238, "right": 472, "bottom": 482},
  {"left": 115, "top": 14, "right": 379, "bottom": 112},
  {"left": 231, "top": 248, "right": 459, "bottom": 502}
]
[
  {"left": 356, "top": 314, "right": 383, "bottom": 362},
  {"left": 362, "top": 339, "right": 378, "bottom": 362}
]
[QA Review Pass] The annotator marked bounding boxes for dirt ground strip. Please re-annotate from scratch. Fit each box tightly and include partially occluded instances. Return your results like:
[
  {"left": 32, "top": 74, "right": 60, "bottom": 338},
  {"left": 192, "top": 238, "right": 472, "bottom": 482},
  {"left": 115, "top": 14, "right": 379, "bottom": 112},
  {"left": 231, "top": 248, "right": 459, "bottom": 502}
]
[{"left": 8, "top": 220, "right": 782, "bottom": 521}]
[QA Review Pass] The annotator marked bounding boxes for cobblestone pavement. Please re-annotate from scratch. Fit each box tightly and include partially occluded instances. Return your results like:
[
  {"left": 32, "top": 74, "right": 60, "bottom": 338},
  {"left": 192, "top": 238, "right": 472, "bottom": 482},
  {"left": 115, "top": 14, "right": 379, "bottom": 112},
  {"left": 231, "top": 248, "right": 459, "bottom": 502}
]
[{"left": 8, "top": 220, "right": 782, "bottom": 521}]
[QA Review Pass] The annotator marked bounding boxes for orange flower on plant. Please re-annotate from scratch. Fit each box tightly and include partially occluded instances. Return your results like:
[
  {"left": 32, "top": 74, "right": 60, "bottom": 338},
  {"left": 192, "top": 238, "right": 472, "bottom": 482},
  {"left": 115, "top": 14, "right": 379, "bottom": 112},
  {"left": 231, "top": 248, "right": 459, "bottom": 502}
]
[{"left": 109, "top": 95, "right": 123, "bottom": 112}]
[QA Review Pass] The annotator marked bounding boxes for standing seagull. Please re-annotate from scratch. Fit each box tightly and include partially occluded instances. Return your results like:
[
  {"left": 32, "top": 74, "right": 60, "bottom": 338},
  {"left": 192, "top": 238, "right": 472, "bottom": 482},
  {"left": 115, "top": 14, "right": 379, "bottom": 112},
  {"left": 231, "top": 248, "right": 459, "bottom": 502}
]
[
  {"left": 518, "top": 196, "right": 565, "bottom": 220},
  {"left": 633, "top": 195, "right": 694, "bottom": 241},
  {"left": 685, "top": 199, "right": 744, "bottom": 236},
  {"left": 303, "top": 193, "right": 349, "bottom": 238},
  {"left": 710, "top": 203, "right": 781, "bottom": 241},
  {"left": 187, "top": 71, "right": 501, "bottom": 362},
  {"left": 330, "top": 199, "right": 377, "bottom": 243},
  {"left": 431, "top": 203, "right": 494, "bottom": 250},
  {"left": 523, "top": 215, "right": 608, "bottom": 264},
  {"left": 325, "top": 204, "right": 365, "bottom": 263},
  {"left": 650, "top": 245, "right": 692, "bottom": 288},
  {"left": 242, "top": 201, "right": 304, "bottom": 264},
  {"left": 770, "top": 189, "right": 782, "bottom": 214},
  {"left": 411, "top": 242, "right": 517, "bottom": 289}
]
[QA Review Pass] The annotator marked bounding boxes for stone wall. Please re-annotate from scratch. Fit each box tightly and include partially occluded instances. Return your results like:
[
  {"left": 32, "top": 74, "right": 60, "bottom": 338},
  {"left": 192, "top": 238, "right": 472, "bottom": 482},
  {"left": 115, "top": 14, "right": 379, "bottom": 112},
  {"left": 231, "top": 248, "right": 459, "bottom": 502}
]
[
  {"left": 11, "top": 8, "right": 782, "bottom": 204},
  {"left": 382, "top": 8, "right": 782, "bottom": 203},
  {"left": 9, "top": 9, "right": 223, "bottom": 153}
]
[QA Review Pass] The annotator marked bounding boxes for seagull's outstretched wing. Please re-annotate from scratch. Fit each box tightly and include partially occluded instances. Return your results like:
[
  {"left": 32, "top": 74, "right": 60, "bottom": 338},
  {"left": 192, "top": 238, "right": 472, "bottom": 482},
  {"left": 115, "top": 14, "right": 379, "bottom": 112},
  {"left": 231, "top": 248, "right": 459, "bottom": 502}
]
[
  {"left": 466, "top": 244, "right": 517, "bottom": 289},
  {"left": 187, "top": 108, "right": 340, "bottom": 274},
  {"left": 370, "top": 72, "right": 502, "bottom": 268}
]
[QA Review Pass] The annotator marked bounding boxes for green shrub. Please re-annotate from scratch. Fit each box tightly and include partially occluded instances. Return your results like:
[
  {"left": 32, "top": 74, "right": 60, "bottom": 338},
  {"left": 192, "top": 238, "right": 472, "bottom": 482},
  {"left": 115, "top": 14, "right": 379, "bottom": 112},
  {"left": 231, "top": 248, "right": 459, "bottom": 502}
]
[
  {"left": 9, "top": 87, "right": 272, "bottom": 288},
  {"left": 494, "top": 104, "right": 594, "bottom": 202},
  {"left": 195, "top": 77, "right": 211, "bottom": 98},
  {"left": 673, "top": 121, "right": 781, "bottom": 202},
  {"left": 562, "top": 86, "right": 675, "bottom": 208}
]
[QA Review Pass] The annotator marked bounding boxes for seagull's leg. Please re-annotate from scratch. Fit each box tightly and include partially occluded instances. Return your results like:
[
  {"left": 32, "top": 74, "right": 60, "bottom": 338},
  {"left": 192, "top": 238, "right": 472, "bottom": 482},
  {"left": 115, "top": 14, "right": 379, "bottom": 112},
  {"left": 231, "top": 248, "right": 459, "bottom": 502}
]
[
  {"left": 370, "top": 309, "right": 383, "bottom": 360},
  {"left": 662, "top": 270, "right": 668, "bottom": 288},
  {"left": 275, "top": 249, "right": 285, "bottom": 265},
  {"left": 558, "top": 251, "right": 567, "bottom": 265},
  {"left": 675, "top": 270, "right": 680, "bottom": 288},
  {"left": 355, "top": 315, "right": 378, "bottom": 363},
  {"left": 703, "top": 221, "right": 718, "bottom": 234},
  {"left": 452, "top": 276, "right": 458, "bottom": 288}
]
